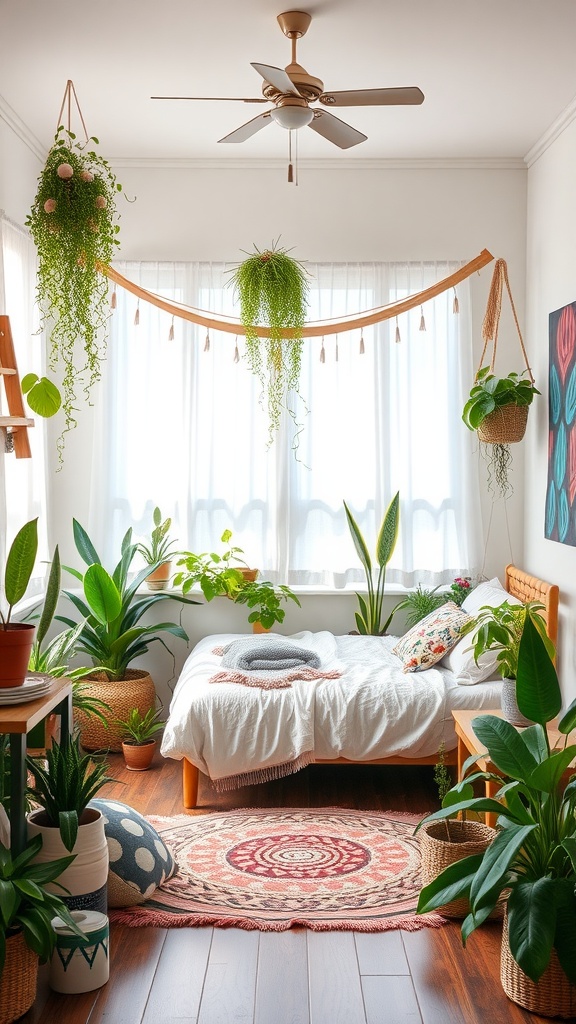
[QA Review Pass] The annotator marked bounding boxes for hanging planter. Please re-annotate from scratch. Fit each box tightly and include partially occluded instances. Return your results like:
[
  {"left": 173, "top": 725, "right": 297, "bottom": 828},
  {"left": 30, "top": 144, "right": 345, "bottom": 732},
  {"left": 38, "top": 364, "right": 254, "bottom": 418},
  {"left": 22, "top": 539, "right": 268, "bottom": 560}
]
[
  {"left": 228, "top": 241, "right": 310, "bottom": 443},
  {"left": 462, "top": 259, "right": 539, "bottom": 496},
  {"left": 26, "top": 81, "right": 124, "bottom": 459}
]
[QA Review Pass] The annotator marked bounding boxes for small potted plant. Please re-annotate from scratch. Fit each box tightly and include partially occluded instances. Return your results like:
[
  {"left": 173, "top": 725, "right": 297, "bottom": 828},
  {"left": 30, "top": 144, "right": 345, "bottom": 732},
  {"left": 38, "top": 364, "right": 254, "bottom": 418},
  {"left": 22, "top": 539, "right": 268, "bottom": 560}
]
[
  {"left": 26, "top": 737, "right": 113, "bottom": 914},
  {"left": 417, "top": 615, "right": 576, "bottom": 1018},
  {"left": 461, "top": 599, "right": 555, "bottom": 726},
  {"left": 117, "top": 707, "right": 164, "bottom": 771},
  {"left": 0, "top": 518, "right": 38, "bottom": 688},
  {"left": 0, "top": 835, "right": 87, "bottom": 1022},
  {"left": 343, "top": 493, "right": 400, "bottom": 635},
  {"left": 174, "top": 529, "right": 300, "bottom": 630},
  {"left": 136, "top": 506, "right": 180, "bottom": 591}
]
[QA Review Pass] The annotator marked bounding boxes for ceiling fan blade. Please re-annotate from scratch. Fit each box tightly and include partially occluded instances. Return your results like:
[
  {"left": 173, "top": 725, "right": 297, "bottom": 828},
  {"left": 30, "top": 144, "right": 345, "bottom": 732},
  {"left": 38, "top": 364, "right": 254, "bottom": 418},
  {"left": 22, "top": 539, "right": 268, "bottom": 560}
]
[
  {"left": 151, "top": 96, "right": 267, "bottom": 103},
  {"left": 308, "top": 110, "right": 367, "bottom": 149},
  {"left": 218, "top": 112, "right": 273, "bottom": 143},
  {"left": 251, "top": 63, "right": 302, "bottom": 97},
  {"left": 318, "top": 87, "right": 425, "bottom": 107}
]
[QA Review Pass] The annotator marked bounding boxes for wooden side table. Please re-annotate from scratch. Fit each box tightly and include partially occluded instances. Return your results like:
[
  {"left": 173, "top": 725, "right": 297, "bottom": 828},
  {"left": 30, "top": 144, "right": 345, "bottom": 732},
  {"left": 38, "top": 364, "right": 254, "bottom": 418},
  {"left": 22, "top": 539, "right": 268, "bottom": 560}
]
[
  {"left": 0, "top": 677, "right": 73, "bottom": 857},
  {"left": 452, "top": 709, "right": 570, "bottom": 828}
]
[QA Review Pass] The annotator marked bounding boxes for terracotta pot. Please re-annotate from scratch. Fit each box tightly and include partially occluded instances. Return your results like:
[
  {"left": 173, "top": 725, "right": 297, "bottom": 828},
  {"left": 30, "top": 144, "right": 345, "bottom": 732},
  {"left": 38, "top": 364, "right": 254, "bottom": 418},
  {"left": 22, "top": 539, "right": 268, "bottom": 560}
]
[
  {"left": 0, "top": 930, "right": 38, "bottom": 1024},
  {"left": 145, "top": 561, "right": 172, "bottom": 591},
  {"left": 419, "top": 819, "right": 497, "bottom": 918},
  {"left": 238, "top": 568, "right": 259, "bottom": 582},
  {"left": 121, "top": 739, "right": 156, "bottom": 771},
  {"left": 0, "top": 623, "right": 35, "bottom": 688},
  {"left": 501, "top": 909, "right": 576, "bottom": 1018},
  {"left": 74, "top": 669, "right": 156, "bottom": 752},
  {"left": 27, "top": 806, "right": 109, "bottom": 915}
]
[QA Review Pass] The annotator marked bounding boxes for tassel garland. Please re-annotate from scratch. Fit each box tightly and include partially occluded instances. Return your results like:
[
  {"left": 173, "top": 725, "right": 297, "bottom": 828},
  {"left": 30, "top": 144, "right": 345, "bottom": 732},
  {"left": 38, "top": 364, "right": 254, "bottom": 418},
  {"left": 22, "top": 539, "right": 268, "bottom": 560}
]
[
  {"left": 110, "top": 289, "right": 117, "bottom": 309},
  {"left": 320, "top": 337, "right": 325, "bottom": 363},
  {"left": 168, "top": 318, "right": 175, "bottom": 341},
  {"left": 204, "top": 332, "right": 210, "bottom": 352},
  {"left": 453, "top": 288, "right": 459, "bottom": 314},
  {"left": 234, "top": 337, "right": 240, "bottom": 363},
  {"left": 359, "top": 331, "right": 365, "bottom": 355},
  {"left": 395, "top": 319, "right": 401, "bottom": 344},
  {"left": 419, "top": 306, "right": 426, "bottom": 331}
]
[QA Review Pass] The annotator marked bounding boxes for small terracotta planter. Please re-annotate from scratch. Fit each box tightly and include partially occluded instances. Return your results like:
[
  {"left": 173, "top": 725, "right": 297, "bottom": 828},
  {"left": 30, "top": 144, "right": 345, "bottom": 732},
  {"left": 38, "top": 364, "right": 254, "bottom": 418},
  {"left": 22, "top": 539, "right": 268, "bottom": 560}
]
[
  {"left": 122, "top": 739, "right": 156, "bottom": 771},
  {"left": 0, "top": 623, "right": 36, "bottom": 688},
  {"left": 145, "top": 562, "right": 172, "bottom": 591}
]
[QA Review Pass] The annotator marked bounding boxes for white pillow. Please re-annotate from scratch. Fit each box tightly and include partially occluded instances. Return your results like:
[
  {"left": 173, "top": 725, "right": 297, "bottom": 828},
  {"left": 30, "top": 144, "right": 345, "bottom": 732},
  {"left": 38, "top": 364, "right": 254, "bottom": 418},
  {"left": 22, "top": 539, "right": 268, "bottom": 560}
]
[{"left": 442, "top": 577, "right": 522, "bottom": 685}]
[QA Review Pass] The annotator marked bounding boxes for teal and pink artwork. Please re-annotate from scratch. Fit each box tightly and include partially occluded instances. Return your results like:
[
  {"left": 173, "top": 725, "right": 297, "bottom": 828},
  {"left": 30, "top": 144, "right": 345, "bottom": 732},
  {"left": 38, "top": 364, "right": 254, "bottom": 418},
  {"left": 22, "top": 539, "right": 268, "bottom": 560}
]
[{"left": 546, "top": 301, "right": 576, "bottom": 544}]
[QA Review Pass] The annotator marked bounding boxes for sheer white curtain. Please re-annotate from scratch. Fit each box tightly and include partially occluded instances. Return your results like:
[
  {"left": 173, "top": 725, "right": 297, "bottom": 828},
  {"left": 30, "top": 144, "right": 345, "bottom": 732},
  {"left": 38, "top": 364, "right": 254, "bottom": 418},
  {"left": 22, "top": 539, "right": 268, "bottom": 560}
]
[
  {"left": 89, "top": 259, "right": 483, "bottom": 587},
  {"left": 0, "top": 212, "right": 48, "bottom": 590}
]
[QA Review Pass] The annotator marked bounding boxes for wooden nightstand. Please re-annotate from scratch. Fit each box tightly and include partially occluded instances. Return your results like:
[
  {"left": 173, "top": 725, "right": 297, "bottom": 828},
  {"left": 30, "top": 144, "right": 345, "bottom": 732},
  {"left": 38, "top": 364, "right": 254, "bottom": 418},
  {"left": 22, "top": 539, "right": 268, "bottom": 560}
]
[{"left": 452, "top": 709, "right": 572, "bottom": 829}]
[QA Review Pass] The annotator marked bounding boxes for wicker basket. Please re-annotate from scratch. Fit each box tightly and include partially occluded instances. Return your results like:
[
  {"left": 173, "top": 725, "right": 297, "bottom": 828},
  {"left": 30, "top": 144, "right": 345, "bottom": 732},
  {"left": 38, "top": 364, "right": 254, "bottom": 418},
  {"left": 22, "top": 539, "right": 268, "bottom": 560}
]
[
  {"left": 75, "top": 670, "right": 156, "bottom": 752},
  {"left": 0, "top": 931, "right": 38, "bottom": 1024},
  {"left": 419, "top": 819, "right": 497, "bottom": 918},
  {"left": 477, "top": 404, "right": 529, "bottom": 444},
  {"left": 501, "top": 910, "right": 576, "bottom": 1018}
]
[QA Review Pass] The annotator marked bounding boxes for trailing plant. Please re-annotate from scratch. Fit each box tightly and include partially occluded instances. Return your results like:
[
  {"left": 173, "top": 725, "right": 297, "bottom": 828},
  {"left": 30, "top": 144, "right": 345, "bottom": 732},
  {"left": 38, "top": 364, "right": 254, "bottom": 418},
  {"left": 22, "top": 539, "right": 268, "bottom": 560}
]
[
  {"left": 461, "top": 599, "right": 554, "bottom": 680},
  {"left": 0, "top": 835, "right": 87, "bottom": 974},
  {"left": 343, "top": 493, "right": 400, "bottom": 635},
  {"left": 59, "top": 519, "right": 196, "bottom": 682},
  {"left": 174, "top": 530, "right": 301, "bottom": 630},
  {"left": 136, "top": 506, "right": 180, "bottom": 566},
  {"left": 0, "top": 518, "right": 38, "bottom": 628},
  {"left": 27, "top": 736, "right": 112, "bottom": 852},
  {"left": 417, "top": 614, "right": 576, "bottom": 988},
  {"left": 26, "top": 123, "right": 124, "bottom": 456},
  {"left": 228, "top": 241, "right": 310, "bottom": 442},
  {"left": 117, "top": 707, "right": 164, "bottom": 746}
]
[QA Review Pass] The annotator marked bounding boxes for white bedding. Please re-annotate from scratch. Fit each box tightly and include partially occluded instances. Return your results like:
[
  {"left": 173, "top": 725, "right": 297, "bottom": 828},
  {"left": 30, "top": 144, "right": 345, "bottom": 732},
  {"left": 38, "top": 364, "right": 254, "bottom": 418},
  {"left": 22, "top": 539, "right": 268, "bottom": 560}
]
[{"left": 160, "top": 631, "right": 503, "bottom": 786}]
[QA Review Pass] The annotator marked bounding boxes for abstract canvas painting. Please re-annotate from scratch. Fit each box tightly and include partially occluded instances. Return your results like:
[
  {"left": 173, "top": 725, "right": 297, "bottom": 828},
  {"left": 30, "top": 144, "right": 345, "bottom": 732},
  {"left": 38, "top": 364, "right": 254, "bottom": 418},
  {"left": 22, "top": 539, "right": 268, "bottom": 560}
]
[{"left": 546, "top": 301, "right": 576, "bottom": 545}]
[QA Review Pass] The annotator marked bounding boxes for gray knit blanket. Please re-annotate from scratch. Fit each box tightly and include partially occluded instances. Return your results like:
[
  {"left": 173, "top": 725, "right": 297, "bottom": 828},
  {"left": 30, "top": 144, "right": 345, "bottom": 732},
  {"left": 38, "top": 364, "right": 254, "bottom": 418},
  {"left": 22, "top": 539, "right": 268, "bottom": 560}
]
[{"left": 209, "top": 635, "right": 342, "bottom": 689}]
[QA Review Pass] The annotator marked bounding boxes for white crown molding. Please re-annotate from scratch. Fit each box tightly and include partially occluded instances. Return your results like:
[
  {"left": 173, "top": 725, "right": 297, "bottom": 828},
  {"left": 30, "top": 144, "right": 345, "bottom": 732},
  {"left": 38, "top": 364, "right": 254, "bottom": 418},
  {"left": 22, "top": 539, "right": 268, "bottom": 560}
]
[
  {"left": 0, "top": 94, "right": 45, "bottom": 163},
  {"left": 524, "top": 95, "right": 576, "bottom": 167},
  {"left": 109, "top": 155, "right": 525, "bottom": 171}
]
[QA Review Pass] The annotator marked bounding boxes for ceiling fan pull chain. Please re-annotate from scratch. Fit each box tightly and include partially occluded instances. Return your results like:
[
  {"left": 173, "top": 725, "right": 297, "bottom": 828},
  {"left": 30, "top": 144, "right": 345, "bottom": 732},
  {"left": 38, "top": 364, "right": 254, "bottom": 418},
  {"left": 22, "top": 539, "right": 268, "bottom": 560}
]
[
  {"left": 134, "top": 301, "right": 140, "bottom": 326},
  {"left": 320, "top": 337, "right": 325, "bottom": 363},
  {"left": 453, "top": 287, "right": 459, "bottom": 314},
  {"left": 419, "top": 305, "right": 426, "bottom": 331},
  {"left": 168, "top": 317, "right": 175, "bottom": 341},
  {"left": 204, "top": 331, "right": 210, "bottom": 352},
  {"left": 234, "top": 336, "right": 240, "bottom": 363},
  {"left": 395, "top": 318, "right": 401, "bottom": 344},
  {"left": 359, "top": 330, "right": 365, "bottom": 355}
]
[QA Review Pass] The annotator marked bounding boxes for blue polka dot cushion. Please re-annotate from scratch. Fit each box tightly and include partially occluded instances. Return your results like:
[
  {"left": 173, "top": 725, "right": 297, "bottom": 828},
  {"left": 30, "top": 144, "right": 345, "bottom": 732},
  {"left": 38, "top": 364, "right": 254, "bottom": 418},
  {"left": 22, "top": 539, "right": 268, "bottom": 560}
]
[{"left": 90, "top": 799, "right": 176, "bottom": 907}]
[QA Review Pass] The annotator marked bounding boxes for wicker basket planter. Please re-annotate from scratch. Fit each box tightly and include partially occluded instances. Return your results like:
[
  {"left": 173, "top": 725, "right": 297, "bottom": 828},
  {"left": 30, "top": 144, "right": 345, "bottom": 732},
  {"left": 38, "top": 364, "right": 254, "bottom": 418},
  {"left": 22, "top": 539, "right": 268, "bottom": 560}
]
[
  {"left": 419, "top": 819, "right": 497, "bottom": 918},
  {"left": 0, "top": 930, "right": 38, "bottom": 1024},
  {"left": 501, "top": 910, "right": 576, "bottom": 1018},
  {"left": 75, "top": 669, "right": 156, "bottom": 752},
  {"left": 477, "top": 404, "right": 529, "bottom": 445}
]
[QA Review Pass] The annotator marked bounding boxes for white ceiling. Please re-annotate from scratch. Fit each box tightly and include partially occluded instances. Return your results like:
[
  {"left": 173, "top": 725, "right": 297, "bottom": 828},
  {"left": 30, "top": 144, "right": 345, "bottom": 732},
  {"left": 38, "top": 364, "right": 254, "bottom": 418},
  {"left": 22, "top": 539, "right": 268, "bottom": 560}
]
[{"left": 2, "top": 0, "right": 576, "bottom": 163}]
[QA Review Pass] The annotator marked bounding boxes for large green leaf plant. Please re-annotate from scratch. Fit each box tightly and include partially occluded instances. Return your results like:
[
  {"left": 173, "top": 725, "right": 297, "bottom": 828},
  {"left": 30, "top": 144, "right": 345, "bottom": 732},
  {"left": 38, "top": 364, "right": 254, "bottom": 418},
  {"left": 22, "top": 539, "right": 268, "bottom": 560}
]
[
  {"left": 343, "top": 493, "right": 400, "bottom": 635},
  {"left": 417, "top": 614, "right": 576, "bottom": 987}
]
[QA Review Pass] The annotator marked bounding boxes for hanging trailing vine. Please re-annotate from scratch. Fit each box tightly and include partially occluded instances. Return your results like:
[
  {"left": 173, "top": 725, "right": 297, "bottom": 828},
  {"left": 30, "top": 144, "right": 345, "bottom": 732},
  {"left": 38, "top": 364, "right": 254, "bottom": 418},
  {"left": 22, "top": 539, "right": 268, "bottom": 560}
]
[
  {"left": 228, "top": 241, "right": 310, "bottom": 442},
  {"left": 26, "top": 82, "right": 124, "bottom": 459}
]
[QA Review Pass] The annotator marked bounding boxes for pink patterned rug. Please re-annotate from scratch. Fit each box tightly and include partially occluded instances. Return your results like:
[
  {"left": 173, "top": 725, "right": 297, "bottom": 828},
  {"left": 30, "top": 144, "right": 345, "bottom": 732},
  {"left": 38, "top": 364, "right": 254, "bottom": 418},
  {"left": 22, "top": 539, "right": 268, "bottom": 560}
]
[{"left": 109, "top": 807, "right": 446, "bottom": 933}]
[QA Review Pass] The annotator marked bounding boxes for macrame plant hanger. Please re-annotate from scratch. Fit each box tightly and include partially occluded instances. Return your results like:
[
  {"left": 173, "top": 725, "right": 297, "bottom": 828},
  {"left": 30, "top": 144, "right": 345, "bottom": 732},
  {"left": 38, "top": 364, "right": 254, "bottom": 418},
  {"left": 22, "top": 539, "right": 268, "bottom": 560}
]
[{"left": 56, "top": 80, "right": 90, "bottom": 143}]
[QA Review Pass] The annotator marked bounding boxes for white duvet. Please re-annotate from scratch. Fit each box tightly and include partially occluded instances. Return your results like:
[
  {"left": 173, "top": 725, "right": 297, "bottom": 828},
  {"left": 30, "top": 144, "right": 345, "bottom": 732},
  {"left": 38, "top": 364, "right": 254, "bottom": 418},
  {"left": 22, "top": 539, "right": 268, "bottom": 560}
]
[{"left": 160, "top": 630, "right": 502, "bottom": 785}]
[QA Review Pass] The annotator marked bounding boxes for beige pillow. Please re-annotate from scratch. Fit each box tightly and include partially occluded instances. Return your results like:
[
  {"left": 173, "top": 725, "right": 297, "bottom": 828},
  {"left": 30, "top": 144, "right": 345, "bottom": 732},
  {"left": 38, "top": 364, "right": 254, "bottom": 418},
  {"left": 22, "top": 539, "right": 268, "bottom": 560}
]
[{"left": 393, "top": 601, "right": 471, "bottom": 673}]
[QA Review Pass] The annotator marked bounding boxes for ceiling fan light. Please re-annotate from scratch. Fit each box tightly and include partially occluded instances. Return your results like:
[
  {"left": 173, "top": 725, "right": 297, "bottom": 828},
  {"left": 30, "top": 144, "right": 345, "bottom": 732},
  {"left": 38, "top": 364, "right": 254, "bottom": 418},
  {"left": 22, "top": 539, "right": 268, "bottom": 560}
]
[{"left": 270, "top": 105, "right": 314, "bottom": 130}]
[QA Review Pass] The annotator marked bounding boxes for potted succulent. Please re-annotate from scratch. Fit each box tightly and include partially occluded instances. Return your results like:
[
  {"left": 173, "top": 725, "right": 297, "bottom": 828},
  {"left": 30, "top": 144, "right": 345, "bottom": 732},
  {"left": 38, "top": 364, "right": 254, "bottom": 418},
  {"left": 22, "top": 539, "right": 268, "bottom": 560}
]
[
  {"left": 174, "top": 529, "right": 300, "bottom": 630},
  {"left": 0, "top": 835, "right": 87, "bottom": 1023},
  {"left": 136, "top": 506, "right": 180, "bottom": 591},
  {"left": 343, "top": 493, "right": 400, "bottom": 635},
  {"left": 417, "top": 614, "right": 576, "bottom": 1017},
  {"left": 461, "top": 599, "right": 555, "bottom": 726},
  {"left": 462, "top": 367, "right": 540, "bottom": 496},
  {"left": 0, "top": 518, "right": 38, "bottom": 688},
  {"left": 59, "top": 519, "right": 196, "bottom": 751},
  {"left": 227, "top": 241, "right": 310, "bottom": 443},
  {"left": 26, "top": 117, "right": 124, "bottom": 457},
  {"left": 117, "top": 707, "right": 164, "bottom": 771},
  {"left": 26, "top": 737, "right": 113, "bottom": 915}
]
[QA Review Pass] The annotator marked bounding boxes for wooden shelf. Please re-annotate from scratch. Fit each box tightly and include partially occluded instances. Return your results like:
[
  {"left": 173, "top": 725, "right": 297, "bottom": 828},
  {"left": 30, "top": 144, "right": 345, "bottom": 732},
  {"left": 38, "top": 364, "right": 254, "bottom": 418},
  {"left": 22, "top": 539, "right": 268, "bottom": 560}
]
[
  {"left": 0, "top": 368, "right": 16, "bottom": 376},
  {"left": 0, "top": 416, "right": 34, "bottom": 428}
]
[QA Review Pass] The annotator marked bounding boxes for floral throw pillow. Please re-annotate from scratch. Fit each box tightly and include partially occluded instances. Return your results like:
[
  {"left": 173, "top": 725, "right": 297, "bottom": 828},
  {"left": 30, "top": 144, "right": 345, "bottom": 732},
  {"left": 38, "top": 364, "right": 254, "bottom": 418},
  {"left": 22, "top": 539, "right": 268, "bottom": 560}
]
[{"left": 392, "top": 601, "right": 471, "bottom": 673}]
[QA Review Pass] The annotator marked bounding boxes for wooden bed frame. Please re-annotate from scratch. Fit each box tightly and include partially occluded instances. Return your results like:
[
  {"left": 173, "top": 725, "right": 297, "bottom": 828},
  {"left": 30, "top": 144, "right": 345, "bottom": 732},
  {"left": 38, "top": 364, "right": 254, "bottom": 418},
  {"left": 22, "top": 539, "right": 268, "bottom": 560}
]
[{"left": 181, "top": 565, "right": 559, "bottom": 808}]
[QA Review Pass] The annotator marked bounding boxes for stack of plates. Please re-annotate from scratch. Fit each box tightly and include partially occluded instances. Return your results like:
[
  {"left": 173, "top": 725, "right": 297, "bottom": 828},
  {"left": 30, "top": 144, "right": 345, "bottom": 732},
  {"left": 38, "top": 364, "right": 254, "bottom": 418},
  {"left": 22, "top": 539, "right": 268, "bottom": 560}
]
[{"left": 0, "top": 675, "right": 52, "bottom": 705}]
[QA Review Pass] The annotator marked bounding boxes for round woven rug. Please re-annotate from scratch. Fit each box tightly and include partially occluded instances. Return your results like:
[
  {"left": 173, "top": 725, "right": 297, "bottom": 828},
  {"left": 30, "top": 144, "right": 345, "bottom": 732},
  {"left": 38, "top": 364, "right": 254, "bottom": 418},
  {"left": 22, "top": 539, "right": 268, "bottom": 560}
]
[{"left": 109, "top": 807, "right": 446, "bottom": 932}]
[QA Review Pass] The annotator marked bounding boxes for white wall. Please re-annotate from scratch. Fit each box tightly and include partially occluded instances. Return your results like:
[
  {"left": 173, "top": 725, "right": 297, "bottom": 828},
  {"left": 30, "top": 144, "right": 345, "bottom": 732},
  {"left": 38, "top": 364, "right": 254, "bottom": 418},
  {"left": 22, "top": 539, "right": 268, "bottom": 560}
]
[{"left": 525, "top": 118, "right": 576, "bottom": 705}]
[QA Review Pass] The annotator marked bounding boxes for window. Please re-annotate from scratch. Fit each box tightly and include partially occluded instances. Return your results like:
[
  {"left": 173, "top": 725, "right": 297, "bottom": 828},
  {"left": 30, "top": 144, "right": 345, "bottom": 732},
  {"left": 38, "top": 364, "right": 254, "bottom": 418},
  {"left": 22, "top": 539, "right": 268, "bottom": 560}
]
[{"left": 89, "top": 260, "right": 483, "bottom": 587}]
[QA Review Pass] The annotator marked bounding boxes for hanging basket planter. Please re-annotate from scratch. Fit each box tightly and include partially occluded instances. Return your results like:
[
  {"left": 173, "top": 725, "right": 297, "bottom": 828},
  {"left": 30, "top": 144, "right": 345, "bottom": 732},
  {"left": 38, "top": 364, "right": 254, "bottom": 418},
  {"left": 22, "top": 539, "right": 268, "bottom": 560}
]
[{"left": 476, "top": 403, "right": 529, "bottom": 445}]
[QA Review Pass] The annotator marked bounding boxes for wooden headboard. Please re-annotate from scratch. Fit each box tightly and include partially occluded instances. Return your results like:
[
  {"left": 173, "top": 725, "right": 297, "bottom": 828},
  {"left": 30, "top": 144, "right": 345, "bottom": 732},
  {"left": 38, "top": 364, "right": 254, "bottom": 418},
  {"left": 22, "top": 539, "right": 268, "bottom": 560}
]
[{"left": 505, "top": 564, "right": 559, "bottom": 646}]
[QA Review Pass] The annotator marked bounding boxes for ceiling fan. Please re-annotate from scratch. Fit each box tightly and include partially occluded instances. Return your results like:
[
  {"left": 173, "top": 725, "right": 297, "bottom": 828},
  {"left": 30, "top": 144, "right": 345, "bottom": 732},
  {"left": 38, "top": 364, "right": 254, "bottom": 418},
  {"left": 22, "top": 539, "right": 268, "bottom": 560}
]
[{"left": 151, "top": 10, "right": 424, "bottom": 150}]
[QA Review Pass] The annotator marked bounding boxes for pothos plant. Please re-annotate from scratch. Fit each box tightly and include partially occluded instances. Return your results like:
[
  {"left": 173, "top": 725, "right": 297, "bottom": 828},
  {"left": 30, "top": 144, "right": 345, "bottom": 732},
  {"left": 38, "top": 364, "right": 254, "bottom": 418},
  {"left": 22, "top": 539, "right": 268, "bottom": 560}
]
[
  {"left": 26, "top": 127, "right": 123, "bottom": 457},
  {"left": 228, "top": 241, "right": 310, "bottom": 443}
]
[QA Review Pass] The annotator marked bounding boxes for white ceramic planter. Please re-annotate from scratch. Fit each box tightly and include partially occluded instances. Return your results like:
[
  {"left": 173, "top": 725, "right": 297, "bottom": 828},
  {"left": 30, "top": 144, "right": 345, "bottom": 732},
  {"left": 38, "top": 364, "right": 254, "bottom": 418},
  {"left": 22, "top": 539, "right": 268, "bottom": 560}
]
[
  {"left": 27, "top": 807, "right": 109, "bottom": 915},
  {"left": 49, "top": 910, "right": 110, "bottom": 994}
]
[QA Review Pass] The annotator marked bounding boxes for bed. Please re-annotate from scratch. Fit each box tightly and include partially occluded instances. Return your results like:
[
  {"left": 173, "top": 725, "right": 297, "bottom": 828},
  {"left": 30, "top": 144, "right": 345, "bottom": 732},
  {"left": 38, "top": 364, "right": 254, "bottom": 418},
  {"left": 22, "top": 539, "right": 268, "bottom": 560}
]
[{"left": 160, "top": 565, "right": 559, "bottom": 808}]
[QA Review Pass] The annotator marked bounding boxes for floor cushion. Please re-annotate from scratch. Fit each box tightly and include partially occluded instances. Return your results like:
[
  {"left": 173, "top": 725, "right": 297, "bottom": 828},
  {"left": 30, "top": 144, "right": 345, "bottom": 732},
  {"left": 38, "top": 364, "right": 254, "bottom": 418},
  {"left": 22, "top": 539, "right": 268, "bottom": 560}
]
[{"left": 90, "top": 798, "right": 176, "bottom": 907}]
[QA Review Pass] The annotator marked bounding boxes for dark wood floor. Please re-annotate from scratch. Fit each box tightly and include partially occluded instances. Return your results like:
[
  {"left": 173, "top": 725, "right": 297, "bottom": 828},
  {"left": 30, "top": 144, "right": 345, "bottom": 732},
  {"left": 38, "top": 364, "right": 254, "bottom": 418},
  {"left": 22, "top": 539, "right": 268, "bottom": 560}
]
[{"left": 23, "top": 754, "right": 550, "bottom": 1024}]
